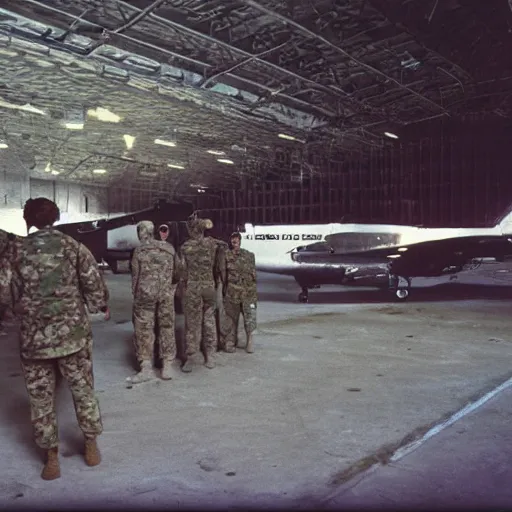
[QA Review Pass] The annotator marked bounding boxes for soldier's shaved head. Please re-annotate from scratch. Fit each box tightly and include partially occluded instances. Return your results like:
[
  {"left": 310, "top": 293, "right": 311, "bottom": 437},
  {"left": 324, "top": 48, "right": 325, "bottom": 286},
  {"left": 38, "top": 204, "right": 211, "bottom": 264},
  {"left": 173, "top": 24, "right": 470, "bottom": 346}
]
[{"left": 23, "top": 198, "right": 60, "bottom": 230}]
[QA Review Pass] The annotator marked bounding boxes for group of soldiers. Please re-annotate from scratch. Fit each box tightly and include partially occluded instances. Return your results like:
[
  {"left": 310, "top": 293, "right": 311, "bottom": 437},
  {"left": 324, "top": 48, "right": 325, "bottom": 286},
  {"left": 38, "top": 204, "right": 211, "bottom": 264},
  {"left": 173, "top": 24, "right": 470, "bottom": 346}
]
[
  {"left": 0, "top": 197, "right": 258, "bottom": 481},
  {"left": 128, "top": 213, "right": 258, "bottom": 383}
]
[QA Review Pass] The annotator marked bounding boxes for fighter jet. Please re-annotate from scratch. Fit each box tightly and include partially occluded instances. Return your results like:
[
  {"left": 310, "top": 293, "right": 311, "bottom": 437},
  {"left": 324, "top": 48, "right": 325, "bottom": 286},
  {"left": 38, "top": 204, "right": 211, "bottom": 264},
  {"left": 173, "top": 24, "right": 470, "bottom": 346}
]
[{"left": 240, "top": 209, "right": 512, "bottom": 302}]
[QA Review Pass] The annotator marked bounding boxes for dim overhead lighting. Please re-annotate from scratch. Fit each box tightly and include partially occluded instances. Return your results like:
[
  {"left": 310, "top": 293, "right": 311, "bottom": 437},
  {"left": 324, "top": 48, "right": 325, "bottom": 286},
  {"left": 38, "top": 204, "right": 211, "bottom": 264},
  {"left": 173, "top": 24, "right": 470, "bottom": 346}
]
[
  {"left": 167, "top": 163, "right": 185, "bottom": 169},
  {"left": 0, "top": 142, "right": 8, "bottom": 149},
  {"left": 207, "top": 150, "right": 225, "bottom": 156},
  {"left": 65, "top": 122, "right": 84, "bottom": 130},
  {"left": 154, "top": 138, "right": 176, "bottom": 147},
  {"left": 87, "top": 107, "right": 121, "bottom": 123},
  {"left": 384, "top": 131, "right": 399, "bottom": 139},
  {"left": 217, "top": 158, "right": 234, "bottom": 165},
  {"left": 123, "top": 134, "right": 135, "bottom": 149},
  {"left": 93, "top": 169, "right": 107, "bottom": 174}
]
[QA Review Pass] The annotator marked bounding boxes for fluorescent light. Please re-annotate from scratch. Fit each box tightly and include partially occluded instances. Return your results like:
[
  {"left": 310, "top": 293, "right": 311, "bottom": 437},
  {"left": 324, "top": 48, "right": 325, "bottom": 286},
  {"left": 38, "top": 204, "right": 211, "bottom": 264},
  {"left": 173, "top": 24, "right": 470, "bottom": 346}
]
[
  {"left": 397, "top": 247, "right": 408, "bottom": 252},
  {"left": 278, "top": 133, "right": 306, "bottom": 143},
  {"left": 92, "top": 169, "right": 107, "bottom": 174},
  {"left": 65, "top": 122, "right": 84, "bottom": 130},
  {"left": 207, "top": 150, "right": 225, "bottom": 156},
  {"left": 0, "top": 99, "right": 47, "bottom": 116},
  {"left": 87, "top": 107, "right": 121, "bottom": 123},
  {"left": 123, "top": 134, "right": 135, "bottom": 149},
  {"left": 0, "top": 142, "right": 8, "bottom": 149},
  {"left": 197, "top": 189, "right": 206, "bottom": 193},
  {"left": 167, "top": 163, "right": 185, "bottom": 169},
  {"left": 384, "top": 131, "right": 399, "bottom": 139},
  {"left": 154, "top": 138, "right": 176, "bottom": 147},
  {"left": 44, "top": 163, "right": 51, "bottom": 173},
  {"left": 217, "top": 158, "right": 234, "bottom": 165},
  {"left": 51, "top": 170, "right": 60, "bottom": 175}
]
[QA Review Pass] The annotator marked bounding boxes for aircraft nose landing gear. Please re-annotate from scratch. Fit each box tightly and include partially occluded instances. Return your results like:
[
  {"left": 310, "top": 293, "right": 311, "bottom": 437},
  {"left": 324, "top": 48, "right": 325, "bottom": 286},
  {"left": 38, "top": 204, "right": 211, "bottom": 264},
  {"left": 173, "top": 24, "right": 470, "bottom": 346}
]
[
  {"left": 395, "top": 288, "right": 409, "bottom": 301},
  {"left": 298, "top": 288, "right": 309, "bottom": 303},
  {"left": 389, "top": 274, "right": 411, "bottom": 301}
]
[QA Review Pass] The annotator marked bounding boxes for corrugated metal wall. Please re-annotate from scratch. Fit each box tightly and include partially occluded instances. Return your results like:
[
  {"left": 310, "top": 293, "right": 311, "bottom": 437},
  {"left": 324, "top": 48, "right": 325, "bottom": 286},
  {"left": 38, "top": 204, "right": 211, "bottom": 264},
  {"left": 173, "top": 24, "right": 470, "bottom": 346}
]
[
  {"left": 109, "top": 117, "right": 511, "bottom": 232},
  {"left": 199, "top": 117, "right": 512, "bottom": 231}
]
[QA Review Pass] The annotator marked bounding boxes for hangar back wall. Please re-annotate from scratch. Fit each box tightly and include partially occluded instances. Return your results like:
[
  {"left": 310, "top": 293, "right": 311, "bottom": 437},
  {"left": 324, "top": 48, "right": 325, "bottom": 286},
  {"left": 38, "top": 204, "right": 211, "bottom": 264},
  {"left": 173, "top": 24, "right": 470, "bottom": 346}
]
[{"left": 108, "top": 116, "right": 512, "bottom": 232}]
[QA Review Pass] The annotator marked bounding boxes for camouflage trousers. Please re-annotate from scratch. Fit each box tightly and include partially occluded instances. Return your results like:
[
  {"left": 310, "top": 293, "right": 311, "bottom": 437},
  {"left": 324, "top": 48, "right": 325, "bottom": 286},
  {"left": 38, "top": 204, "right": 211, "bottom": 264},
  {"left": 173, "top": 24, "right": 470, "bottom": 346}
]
[
  {"left": 221, "top": 300, "right": 257, "bottom": 350},
  {"left": 20, "top": 338, "right": 102, "bottom": 450},
  {"left": 183, "top": 281, "right": 217, "bottom": 358},
  {"left": 133, "top": 292, "right": 176, "bottom": 364}
]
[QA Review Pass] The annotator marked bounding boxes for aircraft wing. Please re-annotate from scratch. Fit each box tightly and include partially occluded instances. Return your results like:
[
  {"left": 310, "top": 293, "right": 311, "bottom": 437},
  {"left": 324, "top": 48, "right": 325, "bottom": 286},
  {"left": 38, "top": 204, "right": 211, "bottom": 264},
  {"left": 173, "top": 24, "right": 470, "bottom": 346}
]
[{"left": 292, "top": 235, "right": 512, "bottom": 278}]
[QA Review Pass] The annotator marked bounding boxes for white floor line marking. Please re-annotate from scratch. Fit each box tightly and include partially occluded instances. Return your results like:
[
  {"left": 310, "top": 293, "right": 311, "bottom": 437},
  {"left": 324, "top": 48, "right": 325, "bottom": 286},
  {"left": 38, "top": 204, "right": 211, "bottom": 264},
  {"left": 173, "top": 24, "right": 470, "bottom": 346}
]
[
  {"left": 322, "top": 375, "right": 512, "bottom": 505},
  {"left": 390, "top": 375, "right": 512, "bottom": 462}
]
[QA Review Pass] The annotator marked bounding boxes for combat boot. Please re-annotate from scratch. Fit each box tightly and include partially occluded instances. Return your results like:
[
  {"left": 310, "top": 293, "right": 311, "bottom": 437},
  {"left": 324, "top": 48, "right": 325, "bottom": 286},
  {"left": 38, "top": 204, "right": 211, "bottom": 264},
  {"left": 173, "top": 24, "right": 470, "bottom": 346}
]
[
  {"left": 41, "top": 447, "right": 60, "bottom": 480},
  {"left": 84, "top": 437, "right": 101, "bottom": 466},
  {"left": 181, "top": 357, "right": 193, "bottom": 373},
  {"left": 161, "top": 360, "right": 179, "bottom": 380},
  {"left": 127, "top": 360, "right": 154, "bottom": 384},
  {"left": 204, "top": 352, "right": 216, "bottom": 369},
  {"left": 245, "top": 334, "right": 254, "bottom": 354}
]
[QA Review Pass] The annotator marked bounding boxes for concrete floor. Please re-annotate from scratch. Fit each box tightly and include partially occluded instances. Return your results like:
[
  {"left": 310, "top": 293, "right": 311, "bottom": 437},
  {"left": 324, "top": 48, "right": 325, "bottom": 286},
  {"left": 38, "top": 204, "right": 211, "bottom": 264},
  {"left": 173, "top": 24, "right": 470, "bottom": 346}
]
[{"left": 1, "top": 266, "right": 512, "bottom": 509}]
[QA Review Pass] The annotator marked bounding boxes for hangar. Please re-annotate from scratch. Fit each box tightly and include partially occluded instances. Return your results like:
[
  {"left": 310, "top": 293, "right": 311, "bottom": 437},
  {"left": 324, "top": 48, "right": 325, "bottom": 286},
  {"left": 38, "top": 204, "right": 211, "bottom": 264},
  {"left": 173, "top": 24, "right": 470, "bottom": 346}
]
[{"left": 1, "top": 0, "right": 512, "bottom": 508}]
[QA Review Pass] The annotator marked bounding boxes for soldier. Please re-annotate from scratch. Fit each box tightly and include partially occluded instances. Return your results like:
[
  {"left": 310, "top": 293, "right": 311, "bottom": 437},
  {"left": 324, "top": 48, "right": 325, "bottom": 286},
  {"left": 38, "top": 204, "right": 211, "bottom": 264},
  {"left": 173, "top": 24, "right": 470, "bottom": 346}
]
[
  {"left": 180, "top": 215, "right": 225, "bottom": 372},
  {"left": 0, "top": 228, "right": 17, "bottom": 335},
  {"left": 3, "top": 197, "right": 109, "bottom": 481},
  {"left": 129, "top": 220, "right": 181, "bottom": 384},
  {"left": 220, "top": 231, "right": 257, "bottom": 353}
]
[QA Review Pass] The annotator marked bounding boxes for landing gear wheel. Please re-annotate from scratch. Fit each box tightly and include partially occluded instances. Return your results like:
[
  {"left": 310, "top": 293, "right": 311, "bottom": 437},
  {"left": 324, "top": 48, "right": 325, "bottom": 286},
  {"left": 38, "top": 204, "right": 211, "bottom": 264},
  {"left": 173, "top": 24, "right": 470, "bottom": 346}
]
[
  {"left": 395, "top": 288, "right": 409, "bottom": 301},
  {"left": 298, "top": 291, "right": 309, "bottom": 303}
]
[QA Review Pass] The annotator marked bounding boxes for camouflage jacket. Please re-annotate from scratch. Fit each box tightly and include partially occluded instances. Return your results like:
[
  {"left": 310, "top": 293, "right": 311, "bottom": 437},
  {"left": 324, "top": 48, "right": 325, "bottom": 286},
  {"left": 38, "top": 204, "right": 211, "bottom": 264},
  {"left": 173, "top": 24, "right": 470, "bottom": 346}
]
[
  {"left": 9, "top": 228, "right": 109, "bottom": 360},
  {"left": 0, "top": 230, "right": 23, "bottom": 307},
  {"left": 131, "top": 241, "right": 180, "bottom": 298},
  {"left": 179, "top": 235, "right": 224, "bottom": 286},
  {"left": 223, "top": 248, "right": 257, "bottom": 303},
  {"left": 131, "top": 220, "right": 181, "bottom": 299}
]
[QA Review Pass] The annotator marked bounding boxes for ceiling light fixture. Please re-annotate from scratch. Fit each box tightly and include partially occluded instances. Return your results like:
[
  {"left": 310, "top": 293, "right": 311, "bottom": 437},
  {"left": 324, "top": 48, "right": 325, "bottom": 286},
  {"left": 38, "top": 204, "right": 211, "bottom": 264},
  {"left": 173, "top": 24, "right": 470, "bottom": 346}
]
[
  {"left": 44, "top": 163, "right": 52, "bottom": 173},
  {"left": 0, "top": 98, "right": 47, "bottom": 116},
  {"left": 0, "top": 142, "right": 8, "bottom": 149},
  {"left": 92, "top": 169, "right": 107, "bottom": 174},
  {"left": 167, "top": 163, "right": 185, "bottom": 169},
  {"left": 154, "top": 138, "right": 176, "bottom": 147},
  {"left": 51, "top": 170, "right": 60, "bottom": 176},
  {"left": 65, "top": 122, "right": 84, "bottom": 130},
  {"left": 278, "top": 133, "right": 306, "bottom": 144},
  {"left": 217, "top": 158, "right": 234, "bottom": 165},
  {"left": 207, "top": 150, "right": 225, "bottom": 156},
  {"left": 123, "top": 134, "right": 135, "bottom": 149},
  {"left": 87, "top": 107, "right": 121, "bottom": 123},
  {"left": 384, "top": 131, "right": 399, "bottom": 139}
]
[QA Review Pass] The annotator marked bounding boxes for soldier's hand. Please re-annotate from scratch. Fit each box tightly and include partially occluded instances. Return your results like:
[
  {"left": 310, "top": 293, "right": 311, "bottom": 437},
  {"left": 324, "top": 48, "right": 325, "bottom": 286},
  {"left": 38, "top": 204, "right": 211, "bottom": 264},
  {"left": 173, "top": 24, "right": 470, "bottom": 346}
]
[{"left": 104, "top": 307, "right": 111, "bottom": 321}]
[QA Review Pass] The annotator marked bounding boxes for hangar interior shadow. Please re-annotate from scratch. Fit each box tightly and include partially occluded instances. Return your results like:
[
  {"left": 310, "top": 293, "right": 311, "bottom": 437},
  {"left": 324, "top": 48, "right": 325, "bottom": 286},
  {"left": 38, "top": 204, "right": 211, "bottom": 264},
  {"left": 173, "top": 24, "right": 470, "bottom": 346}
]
[{"left": 257, "top": 283, "right": 512, "bottom": 305}]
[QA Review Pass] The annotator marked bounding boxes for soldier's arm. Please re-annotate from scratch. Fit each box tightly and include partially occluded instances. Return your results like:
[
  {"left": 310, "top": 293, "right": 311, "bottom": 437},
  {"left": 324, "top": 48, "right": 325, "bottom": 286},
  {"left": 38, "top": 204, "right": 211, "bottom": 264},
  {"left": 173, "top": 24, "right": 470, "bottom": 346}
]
[
  {"left": 0, "top": 256, "right": 12, "bottom": 300},
  {"left": 77, "top": 243, "right": 109, "bottom": 314},
  {"left": 249, "top": 251, "right": 257, "bottom": 283},
  {"left": 215, "top": 243, "right": 227, "bottom": 287},
  {"left": 131, "top": 249, "right": 140, "bottom": 296}
]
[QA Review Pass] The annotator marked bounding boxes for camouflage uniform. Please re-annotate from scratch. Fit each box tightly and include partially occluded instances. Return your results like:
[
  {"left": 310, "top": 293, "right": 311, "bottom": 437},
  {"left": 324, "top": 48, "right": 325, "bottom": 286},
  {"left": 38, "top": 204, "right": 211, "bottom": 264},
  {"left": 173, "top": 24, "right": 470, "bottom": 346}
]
[
  {"left": 180, "top": 217, "right": 225, "bottom": 369},
  {"left": 130, "top": 221, "right": 181, "bottom": 382},
  {"left": 8, "top": 228, "right": 108, "bottom": 450},
  {"left": 221, "top": 248, "right": 258, "bottom": 351}
]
